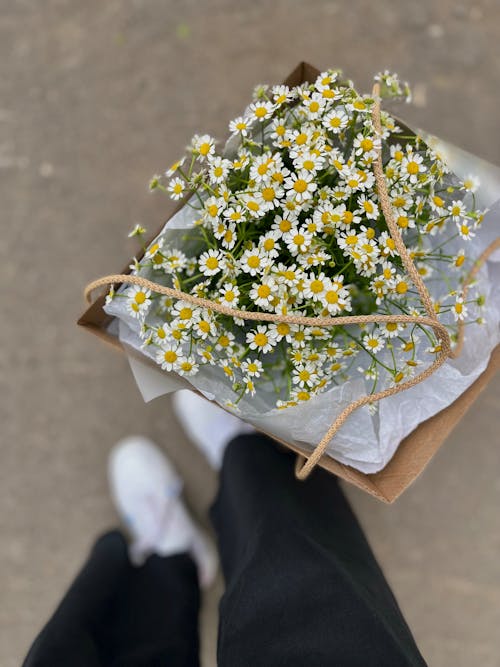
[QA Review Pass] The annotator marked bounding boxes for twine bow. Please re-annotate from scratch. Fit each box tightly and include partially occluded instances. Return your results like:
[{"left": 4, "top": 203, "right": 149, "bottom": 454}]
[{"left": 85, "top": 83, "right": 500, "bottom": 479}]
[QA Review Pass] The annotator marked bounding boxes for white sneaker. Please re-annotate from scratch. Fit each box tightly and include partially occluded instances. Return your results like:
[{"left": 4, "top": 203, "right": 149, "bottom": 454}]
[
  {"left": 108, "top": 435, "right": 217, "bottom": 588},
  {"left": 172, "top": 390, "right": 254, "bottom": 469}
]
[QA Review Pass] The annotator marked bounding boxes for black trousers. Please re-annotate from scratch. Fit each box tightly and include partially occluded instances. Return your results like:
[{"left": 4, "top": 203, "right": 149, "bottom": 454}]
[{"left": 24, "top": 434, "right": 427, "bottom": 667}]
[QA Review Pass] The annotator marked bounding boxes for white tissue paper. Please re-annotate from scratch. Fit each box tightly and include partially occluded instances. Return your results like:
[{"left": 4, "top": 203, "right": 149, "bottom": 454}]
[{"left": 104, "top": 132, "right": 500, "bottom": 473}]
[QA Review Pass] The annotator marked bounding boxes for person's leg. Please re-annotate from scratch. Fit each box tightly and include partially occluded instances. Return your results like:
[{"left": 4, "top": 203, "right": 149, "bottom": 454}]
[
  {"left": 23, "top": 530, "right": 130, "bottom": 667},
  {"left": 211, "top": 433, "right": 428, "bottom": 667},
  {"left": 24, "top": 529, "right": 201, "bottom": 667},
  {"left": 24, "top": 436, "right": 216, "bottom": 667}
]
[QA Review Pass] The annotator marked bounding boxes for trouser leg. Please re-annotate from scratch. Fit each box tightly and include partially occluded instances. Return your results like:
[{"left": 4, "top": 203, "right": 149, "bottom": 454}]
[
  {"left": 211, "top": 433, "right": 427, "bottom": 667},
  {"left": 23, "top": 530, "right": 200, "bottom": 667}
]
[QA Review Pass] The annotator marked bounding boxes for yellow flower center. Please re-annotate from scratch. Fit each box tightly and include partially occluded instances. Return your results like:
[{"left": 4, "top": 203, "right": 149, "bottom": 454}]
[
  {"left": 164, "top": 350, "right": 178, "bottom": 363},
  {"left": 397, "top": 215, "right": 409, "bottom": 228},
  {"left": 277, "top": 322, "right": 290, "bottom": 336},
  {"left": 247, "top": 200, "right": 260, "bottom": 212},
  {"left": 325, "top": 291, "right": 339, "bottom": 304},
  {"left": 207, "top": 204, "right": 218, "bottom": 217},
  {"left": 247, "top": 255, "right": 260, "bottom": 269},
  {"left": 296, "top": 133, "right": 307, "bottom": 145},
  {"left": 218, "top": 335, "right": 230, "bottom": 347},
  {"left": 179, "top": 307, "right": 193, "bottom": 320},
  {"left": 293, "top": 179, "right": 308, "bottom": 194},
  {"left": 254, "top": 106, "right": 267, "bottom": 118},
  {"left": 279, "top": 219, "right": 292, "bottom": 232},
  {"left": 254, "top": 333, "right": 268, "bottom": 347},
  {"left": 258, "top": 162, "right": 270, "bottom": 175},
  {"left": 386, "top": 322, "right": 398, "bottom": 332},
  {"left": 257, "top": 284, "right": 271, "bottom": 298},
  {"left": 134, "top": 291, "right": 146, "bottom": 304},
  {"left": 205, "top": 257, "right": 219, "bottom": 270},
  {"left": 407, "top": 161, "right": 419, "bottom": 175},
  {"left": 181, "top": 361, "right": 193, "bottom": 372},
  {"left": 199, "top": 142, "right": 211, "bottom": 156},
  {"left": 299, "top": 369, "right": 311, "bottom": 382},
  {"left": 310, "top": 280, "right": 324, "bottom": 293},
  {"left": 262, "top": 187, "right": 276, "bottom": 202},
  {"left": 224, "top": 290, "right": 235, "bottom": 302},
  {"left": 294, "top": 234, "right": 305, "bottom": 245},
  {"left": 396, "top": 281, "right": 408, "bottom": 294},
  {"left": 213, "top": 166, "right": 223, "bottom": 177},
  {"left": 309, "top": 101, "right": 320, "bottom": 113},
  {"left": 360, "top": 138, "right": 373, "bottom": 151},
  {"left": 199, "top": 321, "right": 211, "bottom": 333}
]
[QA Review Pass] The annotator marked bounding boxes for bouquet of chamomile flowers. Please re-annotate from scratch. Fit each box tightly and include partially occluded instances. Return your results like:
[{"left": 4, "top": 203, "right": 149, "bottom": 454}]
[{"left": 105, "top": 69, "right": 486, "bottom": 418}]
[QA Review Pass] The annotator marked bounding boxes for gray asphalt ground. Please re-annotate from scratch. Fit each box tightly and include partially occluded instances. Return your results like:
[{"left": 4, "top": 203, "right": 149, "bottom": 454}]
[{"left": 2, "top": 1, "right": 500, "bottom": 665}]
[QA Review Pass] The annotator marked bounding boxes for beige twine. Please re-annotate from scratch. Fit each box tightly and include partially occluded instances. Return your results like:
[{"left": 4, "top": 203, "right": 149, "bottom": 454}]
[{"left": 85, "top": 83, "right": 500, "bottom": 480}]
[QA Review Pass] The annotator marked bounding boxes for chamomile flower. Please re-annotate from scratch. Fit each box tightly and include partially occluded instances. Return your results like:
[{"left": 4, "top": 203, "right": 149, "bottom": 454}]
[
  {"left": 240, "top": 246, "right": 269, "bottom": 276},
  {"left": 322, "top": 108, "right": 349, "bottom": 133},
  {"left": 448, "top": 200, "right": 467, "bottom": 221},
  {"left": 301, "top": 92, "right": 326, "bottom": 119},
  {"left": 293, "top": 151, "right": 325, "bottom": 174},
  {"left": 165, "top": 157, "right": 186, "bottom": 178},
  {"left": 452, "top": 295, "right": 468, "bottom": 321},
  {"left": 259, "top": 183, "right": 284, "bottom": 210},
  {"left": 144, "top": 237, "right": 164, "bottom": 260},
  {"left": 259, "top": 231, "right": 281, "bottom": 259},
  {"left": 157, "top": 346, "right": 181, "bottom": 371},
  {"left": 246, "top": 325, "right": 278, "bottom": 353},
  {"left": 208, "top": 156, "right": 231, "bottom": 185},
  {"left": 283, "top": 226, "right": 313, "bottom": 255},
  {"left": 353, "top": 133, "right": 380, "bottom": 160},
  {"left": 172, "top": 300, "right": 200, "bottom": 325},
  {"left": 219, "top": 282, "right": 240, "bottom": 307},
  {"left": 292, "top": 362, "right": 317, "bottom": 388},
  {"left": 241, "top": 358, "right": 263, "bottom": 378},
  {"left": 380, "top": 321, "right": 405, "bottom": 338},
  {"left": 284, "top": 170, "right": 317, "bottom": 203},
  {"left": 249, "top": 276, "right": 278, "bottom": 310},
  {"left": 168, "top": 177, "right": 186, "bottom": 200},
  {"left": 126, "top": 286, "right": 152, "bottom": 319},
  {"left": 457, "top": 221, "right": 475, "bottom": 240},
  {"left": 192, "top": 134, "right": 215, "bottom": 159},
  {"left": 247, "top": 100, "right": 275, "bottom": 122},
  {"left": 401, "top": 152, "right": 426, "bottom": 183},
  {"left": 229, "top": 116, "right": 250, "bottom": 136},
  {"left": 363, "top": 332, "right": 385, "bottom": 354},
  {"left": 199, "top": 249, "right": 225, "bottom": 276},
  {"left": 223, "top": 204, "right": 245, "bottom": 224},
  {"left": 162, "top": 248, "right": 188, "bottom": 273},
  {"left": 461, "top": 175, "right": 480, "bottom": 193},
  {"left": 356, "top": 194, "right": 379, "bottom": 220},
  {"left": 241, "top": 192, "right": 266, "bottom": 218},
  {"left": 177, "top": 356, "right": 199, "bottom": 376}
]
